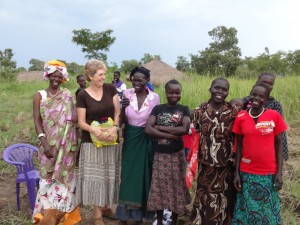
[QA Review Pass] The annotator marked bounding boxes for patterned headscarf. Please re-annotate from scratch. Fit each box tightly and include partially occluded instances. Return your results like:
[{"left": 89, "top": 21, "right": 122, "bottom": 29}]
[{"left": 43, "top": 60, "right": 69, "bottom": 82}]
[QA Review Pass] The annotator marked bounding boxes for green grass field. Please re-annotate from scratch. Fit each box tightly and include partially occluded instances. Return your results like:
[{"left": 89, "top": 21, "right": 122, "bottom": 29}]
[{"left": 0, "top": 74, "right": 299, "bottom": 224}]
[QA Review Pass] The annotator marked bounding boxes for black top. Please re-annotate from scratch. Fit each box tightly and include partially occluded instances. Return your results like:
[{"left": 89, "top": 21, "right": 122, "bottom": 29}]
[
  {"left": 150, "top": 104, "right": 190, "bottom": 154},
  {"left": 75, "top": 88, "right": 85, "bottom": 98},
  {"left": 76, "top": 83, "right": 117, "bottom": 143}
]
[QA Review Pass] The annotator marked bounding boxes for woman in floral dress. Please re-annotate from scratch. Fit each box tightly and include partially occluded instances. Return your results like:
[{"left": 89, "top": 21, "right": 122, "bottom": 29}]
[{"left": 33, "top": 60, "right": 79, "bottom": 225}]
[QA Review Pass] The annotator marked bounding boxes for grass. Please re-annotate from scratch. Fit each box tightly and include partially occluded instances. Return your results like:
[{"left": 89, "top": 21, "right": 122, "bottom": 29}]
[
  {"left": 0, "top": 204, "right": 32, "bottom": 225},
  {"left": 0, "top": 73, "right": 300, "bottom": 224}
]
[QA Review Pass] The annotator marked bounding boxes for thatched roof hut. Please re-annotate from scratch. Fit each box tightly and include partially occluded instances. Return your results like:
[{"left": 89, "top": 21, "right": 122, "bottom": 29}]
[{"left": 142, "top": 58, "right": 187, "bottom": 86}]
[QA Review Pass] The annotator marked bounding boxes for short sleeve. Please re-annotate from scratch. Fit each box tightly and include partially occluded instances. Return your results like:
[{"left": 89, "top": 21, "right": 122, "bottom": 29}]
[
  {"left": 232, "top": 111, "right": 244, "bottom": 134},
  {"left": 76, "top": 90, "right": 87, "bottom": 108},
  {"left": 274, "top": 111, "right": 288, "bottom": 136},
  {"left": 183, "top": 106, "right": 190, "bottom": 117},
  {"left": 153, "top": 93, "right": 161, "bottom": 106},
  {"left": 120, "top": 83, "right": 127, "bottom": 91},
  {"left": 107, "top": 83, "right": 118, "bottom": 97},
  {"left": 150, "top": 105, "right": 160, "bottom": 116}
]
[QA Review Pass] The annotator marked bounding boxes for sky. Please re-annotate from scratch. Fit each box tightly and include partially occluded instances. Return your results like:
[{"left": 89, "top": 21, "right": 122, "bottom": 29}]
[{"left": 1, "top": 0, "right": 299, "bottom": 69}]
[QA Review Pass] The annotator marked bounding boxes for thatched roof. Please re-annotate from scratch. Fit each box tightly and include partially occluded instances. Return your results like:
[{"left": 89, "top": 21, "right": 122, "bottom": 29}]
[
  {"left": 17, "top": 71, "right": 43, "bottom": 82},
  {"left": 142, "top": 58, "right": 187, "bottom": 86}
]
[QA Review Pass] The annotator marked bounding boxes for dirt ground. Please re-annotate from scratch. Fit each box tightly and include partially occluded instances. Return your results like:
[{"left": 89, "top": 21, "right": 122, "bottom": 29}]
[
  {"left": 0, "top": 127, "right": 299, "bottom": 224},
  {"left": 0, "top": 174, "right": 120, "bottom": 224}
]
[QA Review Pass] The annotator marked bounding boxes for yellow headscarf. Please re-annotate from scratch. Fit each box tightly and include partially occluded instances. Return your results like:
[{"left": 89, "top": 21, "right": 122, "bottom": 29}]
[{"left": 43, "top": 60, "right": 69, "bottom": 82}]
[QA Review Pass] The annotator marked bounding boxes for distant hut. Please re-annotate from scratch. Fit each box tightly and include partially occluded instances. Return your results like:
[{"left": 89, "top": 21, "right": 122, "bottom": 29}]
[
  {"left": 17, "top": 71, "right": 44, "bottom": 82},
  {"left": 142, "top": 58, "right": 187, "bottom": 86}
]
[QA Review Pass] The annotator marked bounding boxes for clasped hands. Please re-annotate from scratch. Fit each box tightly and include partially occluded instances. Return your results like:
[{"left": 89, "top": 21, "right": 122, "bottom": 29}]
[{"left": 90, "top": 126, "right": 118, "bottom": 142}]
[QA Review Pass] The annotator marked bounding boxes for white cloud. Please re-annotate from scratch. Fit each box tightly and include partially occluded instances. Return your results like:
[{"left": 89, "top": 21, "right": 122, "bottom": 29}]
[{"left": 0, "top": 0, "right": 299, "bottom": 69}]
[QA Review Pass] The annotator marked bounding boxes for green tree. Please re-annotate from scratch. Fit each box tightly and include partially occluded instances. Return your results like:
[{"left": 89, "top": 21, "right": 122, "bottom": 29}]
[
  {"left": 286, "top": 50, "right": 300, "bottom": 74},
  {"left": 120, "top": 59, "right": 140, "bottom": 74},
  {"left": 28, "top": 58, "right": 44, "bottom": 71},
  {"left": 72, "top": 29, "right": 116, "bottom": 61},
  {"left": 175, "top": 56, "right": 190, "bottom": 72},
  {"left": 66, "top": 62, "right": 84, "bottom": 76},
  {"left": 140, "top": 53, "right": 161, "bottom": 64},
  {"left": 191, "top": 26, "right": 241, "bottom": 77},
  {"left": 0, "top": 48, "right": 17, "bottom": 68}
]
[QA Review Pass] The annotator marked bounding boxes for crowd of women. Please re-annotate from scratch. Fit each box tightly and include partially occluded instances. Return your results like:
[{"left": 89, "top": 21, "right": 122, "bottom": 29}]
[{"left": 32, "top": 59, "right": 288, "bottom": 225}]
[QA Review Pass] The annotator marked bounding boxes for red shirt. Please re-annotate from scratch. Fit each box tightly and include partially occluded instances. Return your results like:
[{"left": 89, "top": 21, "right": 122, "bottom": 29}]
[{"left": 232, "top": 109, "right": 287, "bottom": 175}]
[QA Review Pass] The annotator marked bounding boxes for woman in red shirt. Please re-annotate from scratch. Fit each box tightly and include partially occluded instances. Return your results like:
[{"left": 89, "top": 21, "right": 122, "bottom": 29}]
[{"left": 232, "top": 82, "right": 287, "bottom": 225}]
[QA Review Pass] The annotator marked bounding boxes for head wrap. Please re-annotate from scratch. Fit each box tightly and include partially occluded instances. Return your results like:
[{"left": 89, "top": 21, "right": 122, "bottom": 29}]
[{"left": 43, "top": 60, "right": 69, "bottom": 82}]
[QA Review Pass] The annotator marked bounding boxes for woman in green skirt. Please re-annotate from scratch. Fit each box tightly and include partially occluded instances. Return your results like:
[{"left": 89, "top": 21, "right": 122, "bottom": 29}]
[{"left": 232, "top": 82, "right": 287, "bottom": 224}]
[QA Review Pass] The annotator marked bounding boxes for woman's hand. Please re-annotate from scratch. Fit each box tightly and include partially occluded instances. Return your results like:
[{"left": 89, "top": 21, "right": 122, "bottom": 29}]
[
  {"left": 170, "top": 134, "right": 180, "bottom": 141},
  {"left": 121, "top": 97, "right": 130, "bottom": 109},
  {"left": 42, "top": 141, "right": 53, "bottom": 159},
  {"left": 233, "top": 172, "right": 242, "bottom": 192},
  {"left": 273, "top": 172, "right": 283, "bottom": 191},
  {"left": 90, "top": 126, "right": 106, "bottom": 141},
  {"left": 102, "top": 126, "right": 118, "bottom": 142}
]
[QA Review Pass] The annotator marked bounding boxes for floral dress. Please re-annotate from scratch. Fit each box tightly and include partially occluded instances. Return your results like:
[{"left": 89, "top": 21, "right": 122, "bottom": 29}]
[{"left": 33, "top": 88, "right": 78, "bottom": 216}]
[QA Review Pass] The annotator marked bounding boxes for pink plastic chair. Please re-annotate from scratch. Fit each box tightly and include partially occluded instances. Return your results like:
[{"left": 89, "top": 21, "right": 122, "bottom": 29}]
[{"left": 3, "top": 143, "right": 40, "bottom": 211}]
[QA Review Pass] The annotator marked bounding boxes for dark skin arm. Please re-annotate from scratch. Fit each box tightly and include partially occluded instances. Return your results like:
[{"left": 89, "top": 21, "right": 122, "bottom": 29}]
[
  {"left": 119, "top": 95, "right": 129, "bottom": 125},
  {"left": 145, "top": 115, "right": 182, "bottom": 140},
  {"left": 33, "top": 92, "right": 53, "bottom": 158},
  {"left": 274, "top": 133, "right": 283, "bottom": 191},
  {"left": 233, "top": 134, "right": 243, "bottom": 192},
  {"left": 155, "top": 116, "right": 190, "bottom": 135}
]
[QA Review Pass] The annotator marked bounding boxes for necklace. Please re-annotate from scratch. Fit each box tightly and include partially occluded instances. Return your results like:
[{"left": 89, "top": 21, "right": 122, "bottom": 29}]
[
  {"left": 249, "top": 107, "right": 265, "bottom": 118},
  {"left": 210, "top": 103, "right": 223, "bottom": 115},
  {"left": 48, "top": 88, "right": 59, "bottom": 97}
]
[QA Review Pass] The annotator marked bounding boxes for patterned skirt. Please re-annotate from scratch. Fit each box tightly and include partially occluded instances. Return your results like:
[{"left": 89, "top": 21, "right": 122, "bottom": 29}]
[
  {"left": 190, "top": 163, "right": 236, "bottom": 225},
  {"left": 33, "top": 178, "right": 77, "bottom": 217},
  {"left": 147, "top": 149, "right": 191, "bottom": 214},
  {"left": 232, "top": 172, "right": 281, "bottom": 225},
  {"left": 76, "top": 142, "right": 121, "bottom": 207}
]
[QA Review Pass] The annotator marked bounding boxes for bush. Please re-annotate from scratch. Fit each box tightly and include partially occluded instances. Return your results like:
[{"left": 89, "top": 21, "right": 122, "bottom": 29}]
[{"left": 0, "top": 66, "right": 17, "bottom": 81}]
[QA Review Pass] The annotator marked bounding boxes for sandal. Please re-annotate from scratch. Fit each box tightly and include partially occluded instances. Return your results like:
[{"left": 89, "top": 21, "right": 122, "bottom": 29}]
[{"left": 94, "top": 217, "right": 105, "bottom": 225}]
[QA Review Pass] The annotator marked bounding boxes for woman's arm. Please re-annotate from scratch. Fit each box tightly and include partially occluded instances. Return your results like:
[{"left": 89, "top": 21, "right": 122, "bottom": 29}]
[
  {"left": 145, "top": 115, "right": 178, "bottom": 140},
  {"left": 33, "top": 92, "right": 52, "bottom": 158},
  {"left": 233, "top": 134, "right": 243, "bottom": 192},
  {"left": 119, "top": 94, "right": 130, "bottom": 125},
  {"left": 113, "top": 94, "right": 120, "bottom": 126},
  {"left": 77, "top": 107, "right": 106, "bottom": 141},
  {"left": 274, "top": 133, "right": 283, "bottom": 191},
  {"left": 156, "top": 116, "right": 190, "bottom": 135},
  {"left": 100, "top": 94, "right": 120, "bottom": 142}
]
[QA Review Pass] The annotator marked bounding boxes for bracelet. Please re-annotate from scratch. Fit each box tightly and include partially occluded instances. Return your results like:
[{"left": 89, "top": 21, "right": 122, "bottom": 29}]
[
  {"left": 38, "top": 133, "right": 46, "bottom": 138},
  {"left": 113, "top": 125, "right": 120, "bottom": 130}
]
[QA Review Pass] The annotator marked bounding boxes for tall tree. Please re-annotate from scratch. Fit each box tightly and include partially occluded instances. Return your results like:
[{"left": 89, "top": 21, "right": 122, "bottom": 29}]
[
  {"left": 120, "top": 59, "right": 140, "bottom": 74},
  {"left": 0, "top": 48, "right": 17, "bottom": 68},
  {"left": 72, "top": 29, "right": 116, "bottom": 61},
  {"left": 28, "top": 59, "right": 44, "bottom": 71},
  {"left": 191, "top": 26, "right": 241, "bottom": 76},
  {"left": 176, "top": 56, "right": 190, "bottom": 72},
  {"left": 285, "top": 50, "right": 300, "bottom": 74},
  {"left": 140, "top": 53, "right": 161, "bottom": 64},
  {"left": 66, "top": 62, "right": 84, "bottom": 75}
]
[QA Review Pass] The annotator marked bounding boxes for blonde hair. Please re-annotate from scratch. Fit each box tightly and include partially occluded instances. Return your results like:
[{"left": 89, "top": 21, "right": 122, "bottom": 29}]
[{"left": 84, "top": 59, "right": 107, "bottom": 81}]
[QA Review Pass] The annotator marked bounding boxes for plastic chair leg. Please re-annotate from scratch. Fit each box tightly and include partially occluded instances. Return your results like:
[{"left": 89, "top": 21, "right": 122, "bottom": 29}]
[
  {"left": 27, "top": 179, "right": 37, "bottom": 211},
  {"left": 16, "top": 182, "right": 20, "bottom": 211}
]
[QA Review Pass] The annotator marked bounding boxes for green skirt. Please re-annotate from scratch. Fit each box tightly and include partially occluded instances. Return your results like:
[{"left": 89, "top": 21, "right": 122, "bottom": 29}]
[
  {"left": 119, "top": 124, "right": 154, "bottom": 207},
  {"left": 232, "top": 172, "right": 281, "bottom": 225}
]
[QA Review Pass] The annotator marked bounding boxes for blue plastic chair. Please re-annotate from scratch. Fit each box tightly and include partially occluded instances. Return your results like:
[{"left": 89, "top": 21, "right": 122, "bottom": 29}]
[{"left": 2, "top": 143, "right": 40, "bottom": 211}]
